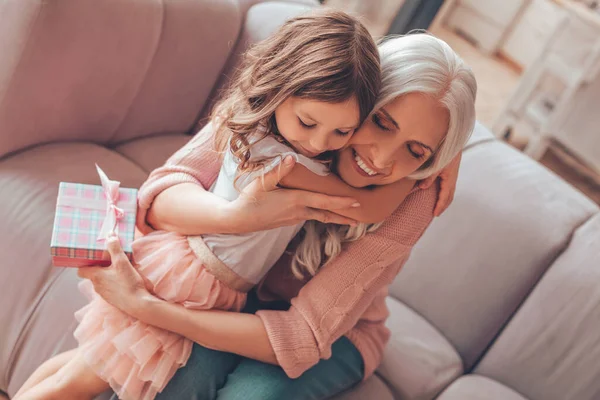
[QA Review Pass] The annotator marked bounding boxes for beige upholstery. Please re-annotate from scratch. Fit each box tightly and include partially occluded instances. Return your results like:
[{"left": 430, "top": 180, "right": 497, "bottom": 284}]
[
  {"left": 437, "top": 375, "right": 528, "bottom": 400},
  {"left": 1, "top": 0, "right": 599, "bottom": 399}
]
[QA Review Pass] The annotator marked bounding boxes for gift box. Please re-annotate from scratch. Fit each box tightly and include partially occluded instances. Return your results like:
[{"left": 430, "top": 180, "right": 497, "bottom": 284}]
[{"left": 50, "top": 165, "right": 138, "bottom": 267}]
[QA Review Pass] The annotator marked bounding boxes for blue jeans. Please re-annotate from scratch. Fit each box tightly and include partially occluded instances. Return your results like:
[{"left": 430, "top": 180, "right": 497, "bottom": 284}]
[{"left": 109, "top": 293, "right": 364, "bottom": 400}]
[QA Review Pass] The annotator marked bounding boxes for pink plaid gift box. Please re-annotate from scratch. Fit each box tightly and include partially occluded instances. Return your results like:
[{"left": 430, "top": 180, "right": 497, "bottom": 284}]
[{"left": 50, "top": 166, "right": 138, "bottom": 267}]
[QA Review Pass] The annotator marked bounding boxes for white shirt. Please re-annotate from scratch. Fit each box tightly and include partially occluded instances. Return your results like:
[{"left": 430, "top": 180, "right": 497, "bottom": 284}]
[{"left": 202, "top": 134, "right": 329, "bottom": 285}]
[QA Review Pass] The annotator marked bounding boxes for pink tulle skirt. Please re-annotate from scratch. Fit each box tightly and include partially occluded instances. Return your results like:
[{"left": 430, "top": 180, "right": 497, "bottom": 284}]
[{"left": 74, "top": 231, "right": 247, "bottom": 400}]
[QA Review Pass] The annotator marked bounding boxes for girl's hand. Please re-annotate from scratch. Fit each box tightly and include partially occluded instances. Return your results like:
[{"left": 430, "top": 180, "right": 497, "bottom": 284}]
[
  {"left": 226, "top": 156, "right": 360, "bottom": 232},
  {"left": 78, "top": 237, "right": 153, "bottom": 317},
  {"left": 418, "top": 152, "right": 462, "bottom": 217}
]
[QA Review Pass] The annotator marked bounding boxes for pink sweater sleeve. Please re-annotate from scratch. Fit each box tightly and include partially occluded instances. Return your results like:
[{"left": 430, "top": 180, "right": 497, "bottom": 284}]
[
  {"left": 346, "top": 286, "right": 392, "bottom": 378},
  {"left": 256, "top": 186, "right": 437, "bottom": 378},
  {"left": 136, "top": 122, "right": 223, "bottom": 233}
]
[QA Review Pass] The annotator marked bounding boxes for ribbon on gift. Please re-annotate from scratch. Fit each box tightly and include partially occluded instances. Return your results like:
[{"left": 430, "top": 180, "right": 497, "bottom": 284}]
[
  {"left": 55, "top": 165, "right": 136, "bottom": 243},
  {"left": 95, "top": 164, "right": 124, "bottom": 241}
]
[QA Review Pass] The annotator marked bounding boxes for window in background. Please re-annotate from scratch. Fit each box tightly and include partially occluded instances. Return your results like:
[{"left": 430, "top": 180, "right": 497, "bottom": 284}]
[{"left": 324, "top": 0, "right": 444, "bottom": 37}]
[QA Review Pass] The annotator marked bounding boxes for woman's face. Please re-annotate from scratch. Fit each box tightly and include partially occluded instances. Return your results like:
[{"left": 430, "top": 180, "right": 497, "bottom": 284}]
[
  {"left": 274, "top": 96, "right": 360, "bottom": 158},
  {"left": 337, "top": 93, "right": 449, "bottom": 187}
]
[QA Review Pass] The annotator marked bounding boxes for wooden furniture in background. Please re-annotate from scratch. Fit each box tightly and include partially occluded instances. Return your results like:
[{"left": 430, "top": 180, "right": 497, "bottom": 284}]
[
  {"left": 492, "top": 1, "right": 600, "bottom": 173},
  {"left": 443, "top": 0, "right": 530, "bottom": 55}
]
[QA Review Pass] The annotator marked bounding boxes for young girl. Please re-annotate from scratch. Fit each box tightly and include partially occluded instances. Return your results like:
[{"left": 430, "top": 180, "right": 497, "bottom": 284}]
[{"left": 15, "top": 10, "right": 417, "bottom": 400}]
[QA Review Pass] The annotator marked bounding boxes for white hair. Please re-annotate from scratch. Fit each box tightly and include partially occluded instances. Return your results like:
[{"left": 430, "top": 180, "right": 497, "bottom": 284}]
[{"left": 290, "top": 32, "right": 477, "bottom": 280}]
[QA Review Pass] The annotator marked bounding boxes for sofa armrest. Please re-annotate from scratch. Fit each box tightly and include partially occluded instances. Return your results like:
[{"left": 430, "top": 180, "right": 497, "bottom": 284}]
[{"left": 0, "top": 0, "right": 241, "bottom": 160}]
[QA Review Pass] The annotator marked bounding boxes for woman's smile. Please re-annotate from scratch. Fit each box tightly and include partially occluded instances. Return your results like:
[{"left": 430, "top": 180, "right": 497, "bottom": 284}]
[{"left": 352, "top": 148, "right": 383, "bottom": 177}]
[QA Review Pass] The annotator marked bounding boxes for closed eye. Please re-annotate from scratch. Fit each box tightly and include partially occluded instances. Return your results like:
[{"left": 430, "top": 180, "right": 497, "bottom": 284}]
[
  {"left": 408, "top": 144, "right": 425, "bottom": 160},
  {"left": 335, "top": 129, "right": 353, "bottom": 136},
  {"left": 372, "top": 114, "right": 391, "bottom": 131},
  {"left": 298, "top": 117, "right": 316, "bottom": 129}
]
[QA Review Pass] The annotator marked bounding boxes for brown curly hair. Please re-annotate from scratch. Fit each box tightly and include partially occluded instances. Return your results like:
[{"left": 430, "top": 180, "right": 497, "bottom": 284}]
[{"left": 211, "top": 9, "right": 381, "bottom": 178}]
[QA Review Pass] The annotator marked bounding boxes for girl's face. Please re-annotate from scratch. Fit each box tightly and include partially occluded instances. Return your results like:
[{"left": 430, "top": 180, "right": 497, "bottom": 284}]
[
  {"left": 274, "top": 96, "right": 361, "bottom": 158},
  {"left": 336, "top": 93, "right": 449, "bottom": 187}
]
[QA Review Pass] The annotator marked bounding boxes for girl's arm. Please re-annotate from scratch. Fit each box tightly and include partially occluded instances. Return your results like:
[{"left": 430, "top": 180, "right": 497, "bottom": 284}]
[
  {"left": 147, "top": 158, "right": 361, "bottom": 235},
  {"left": 140, "top": 125, "right": 359, "bottom": 235},
  {"left": 137, "top": 122, "right": 226, "bottom": 235},
  {"left": 147, "top": 183, "right": 238, "bottom": 235},
  {"left": 280, "top": 164, "right": 416, "bottom": 224}
]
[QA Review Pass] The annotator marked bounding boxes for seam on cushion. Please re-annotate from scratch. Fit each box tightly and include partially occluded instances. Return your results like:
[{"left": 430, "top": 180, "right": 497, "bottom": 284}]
[
  {"left": 385, "top": 295, "right": 463, "bottom": 366},
  {"left": 4, "top": 267, "right": 67, "bottom": 387},
  {"left": 373, "top": 304, "right": 463, "bottom": 397},
  {"left": 111, "top": 133, "right": 192, "bottom": 173},
  {"left": 112, "top": 146, "right": 150, "bottom": 174},
  {"left": 463, "top": 137, "right": 496, "bottom": 152},
  {"left": 0, "top": 1, "right": 44, "bottom": 161},
  {"left": 193, "top": 0, "right": 244, "bottom": 125},
  {"left": 373, "top": 371, "right": 398, "bottom": 397},
  {"left": 108, "top": 0, "right": 166, "bottom": 144},
  {"left": 0, "top": 2, "right": 43, "bottom": 110}
]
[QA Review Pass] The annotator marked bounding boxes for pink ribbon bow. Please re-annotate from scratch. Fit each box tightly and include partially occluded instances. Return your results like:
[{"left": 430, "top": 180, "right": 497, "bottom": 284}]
[{"left": 96, "top": 164, "right": 125, "bottom": 242}]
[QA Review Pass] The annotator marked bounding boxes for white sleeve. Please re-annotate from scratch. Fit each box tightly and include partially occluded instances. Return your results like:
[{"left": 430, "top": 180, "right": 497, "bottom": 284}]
[{"left": 235, "top": 136, "right": 329, "bottom": 189}]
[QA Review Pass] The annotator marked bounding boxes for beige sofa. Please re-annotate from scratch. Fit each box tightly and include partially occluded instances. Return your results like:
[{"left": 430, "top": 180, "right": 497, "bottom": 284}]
[{"left": 1, "top": 1, "right": 599, "bottom": 399}]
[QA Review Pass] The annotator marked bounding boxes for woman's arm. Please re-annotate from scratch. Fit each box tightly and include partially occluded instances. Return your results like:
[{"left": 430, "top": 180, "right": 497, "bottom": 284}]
[
  {"left": 132, "top": 294, "right": 278, "bottom": 364},
  {"left": 78, "top": 238, "right": 278, "bottom": 363},
  {"left": 81, "top": 186, "right": 438, "bottom": 378},
  {"left": 255, "top": 185, "right": 438, "bottom": 377},
  {"left": 280, "top": 165, "right": 416, "bottom": 224}
]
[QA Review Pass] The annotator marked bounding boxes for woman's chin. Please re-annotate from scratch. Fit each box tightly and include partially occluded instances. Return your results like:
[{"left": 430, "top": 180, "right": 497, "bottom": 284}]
[{"left": 338, "top": 170, "right": 369, "bottom": 188}]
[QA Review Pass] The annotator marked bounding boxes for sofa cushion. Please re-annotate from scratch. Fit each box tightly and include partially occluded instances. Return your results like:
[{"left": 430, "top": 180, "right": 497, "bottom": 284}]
[
  {"left": 437, "top": 375, "right": 527, "bottom": 400},
  {"left": 237, "top": 0, "right": 318, "bottom": 15},
  {"left": 0, "top": 143, "right": 148, "bottom": 395},
  {"left": 0, "top": 0, "right": 241, "bottom": 158},
  {"left": 114, "top": 133, "right": 191, "bottom": 173},
  {"left": 332, "top": 375, "right": 394, "bottom": 400},
  {"left": 475, "top": 213, "right": 600, "bottom": 400},
  {"left": 109, "top": 0, "right": 241, "bottom": 145},
  {"left": 465, "top": 121, "right": 495, "bottom": 150},
  {"left": 378, "top": 297, "right": 462, "bottom": 400},
  {"left": 390, "top": 139, "right": 599, "bottom": 370}
]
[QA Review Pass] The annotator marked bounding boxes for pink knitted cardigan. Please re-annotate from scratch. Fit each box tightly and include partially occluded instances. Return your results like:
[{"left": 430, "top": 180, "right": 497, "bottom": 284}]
[{"left": 137, "top": 125, "right": 437, "bottom": 379}]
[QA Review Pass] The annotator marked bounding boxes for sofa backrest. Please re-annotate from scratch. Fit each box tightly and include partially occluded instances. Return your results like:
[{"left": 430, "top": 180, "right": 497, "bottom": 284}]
[
  {"left": 389, "top": 124, "right": 599, "bottom": 371},
  {"left": 0, "top": 0, "right": 241, "bottom": 159},
  {"left": 197, "top": 1, "right": 316, "bottom": 122},
  {"left": 474, "top": 213, "right": 600, "bottom": 400}
]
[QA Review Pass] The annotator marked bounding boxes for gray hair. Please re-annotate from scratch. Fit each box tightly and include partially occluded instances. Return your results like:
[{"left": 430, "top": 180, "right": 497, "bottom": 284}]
[
  {"left": 291, "top": 32, "right": 477, "bottom": 279},
  {"left": 378, "top": 32, "right": 477, "bottom": 179}
]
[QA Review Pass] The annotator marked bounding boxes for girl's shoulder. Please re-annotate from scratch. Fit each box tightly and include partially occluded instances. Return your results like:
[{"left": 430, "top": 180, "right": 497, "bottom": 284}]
[
  {"left": 247, "top": 134, "right": 294, "bottom": 159},
  {"left": 248, "top": 134, "right": 329, "bottom": 177}
]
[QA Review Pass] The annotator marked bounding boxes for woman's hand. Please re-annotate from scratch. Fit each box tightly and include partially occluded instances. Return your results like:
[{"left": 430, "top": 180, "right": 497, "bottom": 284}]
[
  {"left": 77, "top": 237, "right": 152, "bottom": 317},
  {"left": 418, "top": 152, "right": 462, "bottom": 217},
  {"left": 77, "top": 237, "right": 278, "bottom": 364},
  {"left": 226, "top": 156, "right": 360, "bottom": 232}
]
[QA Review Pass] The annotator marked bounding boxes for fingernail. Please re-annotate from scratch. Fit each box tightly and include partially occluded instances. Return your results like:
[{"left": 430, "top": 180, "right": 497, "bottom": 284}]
[
  {"left": 284, "top": 156, "right": 294, "bottom": 165},
  {"left": 351, "top": 202, "right": 361, "bottom": 208}
]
